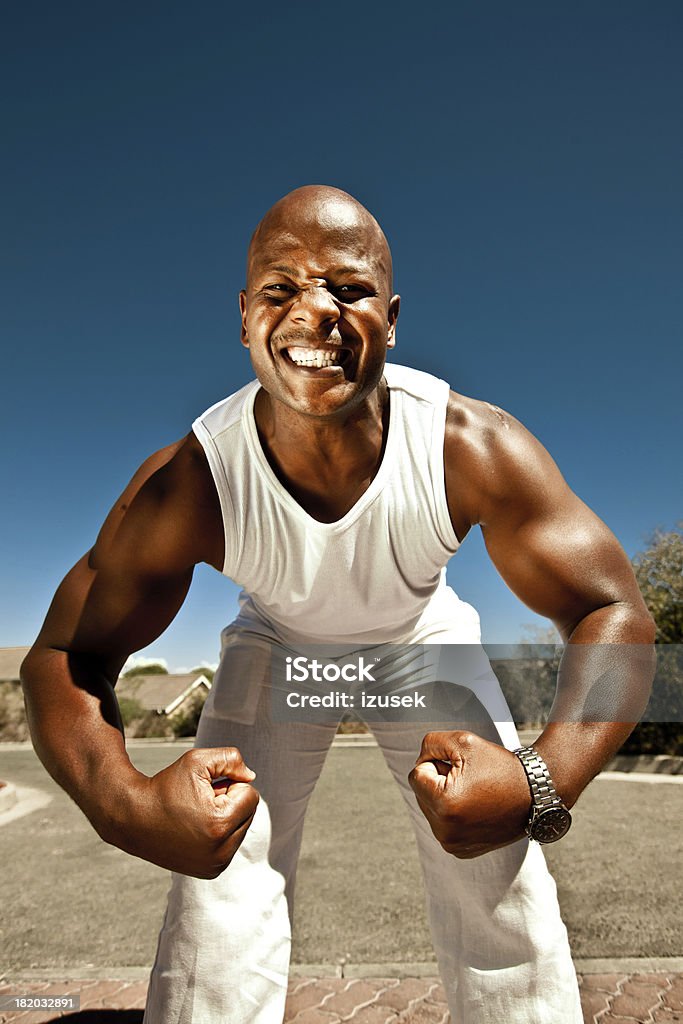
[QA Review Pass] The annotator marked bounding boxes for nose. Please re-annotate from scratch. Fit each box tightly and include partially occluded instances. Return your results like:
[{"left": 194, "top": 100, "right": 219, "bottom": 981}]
[{"left": 291, "top": 285, "right": 340, "bottom": 330}]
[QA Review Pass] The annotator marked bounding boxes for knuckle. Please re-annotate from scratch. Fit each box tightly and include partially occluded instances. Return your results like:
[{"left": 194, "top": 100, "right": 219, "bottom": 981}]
[
  {"left": 232, "top": 779, "right": 255, "bottom": 800},
  {"left": 183, "top": 748, "right": 203, "bottom": 765}
]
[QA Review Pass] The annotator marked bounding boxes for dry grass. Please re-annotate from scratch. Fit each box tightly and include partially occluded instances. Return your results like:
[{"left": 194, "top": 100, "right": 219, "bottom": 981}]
[{"left": 0, "top": 680, "right": 30, "bottom": 741}]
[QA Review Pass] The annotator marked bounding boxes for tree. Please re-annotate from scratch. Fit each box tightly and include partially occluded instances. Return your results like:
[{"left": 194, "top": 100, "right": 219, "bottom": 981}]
[
  {"left": 632, "top": 524, "right": 683, "bottom": 644},
  {"left": 170, "top": 688, "right": 208, "bottom": 738},
  {"left": 507, "top": 533, "right": 683, "bottom": 753},
  {"left": 190, "top": 666, "right": 215, "bottom": 683},
  {"left": 122, "top": 662, "right": 168, "bottom": 677},
  {"left": 493, "top": 625, "right": 561, "bottom": 727},
  {"left": 621, "top": 524, "right": 683, "bottom": 755},
  {"left": 117, "top": 696, "right": 146, "bottom": 727}
]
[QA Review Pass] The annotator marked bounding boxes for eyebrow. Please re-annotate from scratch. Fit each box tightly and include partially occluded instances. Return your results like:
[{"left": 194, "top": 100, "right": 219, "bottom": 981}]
[
  {"left": 260, "top": 263, "right": 373, "bottom": 279},
  {"left": 333, "top": 264, "right": 374, "bottom": 277},
  {"left": 266, "top": 264, "right": 300, "bottom": 277}
]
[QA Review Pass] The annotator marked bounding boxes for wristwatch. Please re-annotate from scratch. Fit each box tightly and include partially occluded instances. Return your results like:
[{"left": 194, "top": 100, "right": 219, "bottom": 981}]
[{"left": 513, "top": 746, "right": 572, "bottom": 844}]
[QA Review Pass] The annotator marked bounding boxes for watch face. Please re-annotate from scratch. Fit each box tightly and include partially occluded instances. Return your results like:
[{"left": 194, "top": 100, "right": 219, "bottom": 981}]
[{"left": 532, "top": 807, "right": 572, "bottom": 843}]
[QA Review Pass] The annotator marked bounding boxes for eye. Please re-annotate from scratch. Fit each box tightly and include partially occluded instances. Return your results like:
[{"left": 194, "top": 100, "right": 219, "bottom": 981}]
[
  {"left": 263, "top": 283, "right": 294, "bottom": 301},
  {"left": 334, "top": 284, "right": 371, "bottom": 301}
]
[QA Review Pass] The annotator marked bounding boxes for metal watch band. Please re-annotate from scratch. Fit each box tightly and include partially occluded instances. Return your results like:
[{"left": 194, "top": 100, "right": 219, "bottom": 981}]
[{"left": 513, "top": 746, "right": 564, "bottom": 812}]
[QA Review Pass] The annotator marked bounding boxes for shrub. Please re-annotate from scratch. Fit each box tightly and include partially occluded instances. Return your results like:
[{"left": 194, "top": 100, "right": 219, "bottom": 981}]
[
  {"left": 133, "top": 710, "right": 173, "bottom": 739},
  {"left": 117, "top": 697, "right": 146, "bottom": 727},
  {"left": 170, "top": 689, "right": 208, "bottom": 738}
]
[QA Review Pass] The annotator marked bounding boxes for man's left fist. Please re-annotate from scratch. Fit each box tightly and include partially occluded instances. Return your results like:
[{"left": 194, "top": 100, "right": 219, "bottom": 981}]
[{"left": 408, "top": 731, "right": 532, "bottom": 859}]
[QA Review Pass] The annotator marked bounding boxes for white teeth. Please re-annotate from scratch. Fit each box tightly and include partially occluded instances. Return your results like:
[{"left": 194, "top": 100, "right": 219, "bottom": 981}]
[{"left": 287, "top": 347, "right": 343, "bottom": 367}]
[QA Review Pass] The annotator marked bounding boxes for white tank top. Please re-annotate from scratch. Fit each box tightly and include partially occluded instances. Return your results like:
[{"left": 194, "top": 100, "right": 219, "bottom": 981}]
[{"left": 192, "top": 362, "right": 481, "bottom": 646}]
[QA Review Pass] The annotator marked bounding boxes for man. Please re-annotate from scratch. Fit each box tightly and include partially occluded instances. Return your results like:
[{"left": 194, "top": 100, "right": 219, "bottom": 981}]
[{"left": 22, "top": 185, "right": 654, "bottom": 1023}]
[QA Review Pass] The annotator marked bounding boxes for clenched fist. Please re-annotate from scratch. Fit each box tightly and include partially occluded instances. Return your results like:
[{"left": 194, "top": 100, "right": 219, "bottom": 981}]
[
  {"left": 101, "top": 746, "right": 260, "bottom": 879},
  {"left": 408, "top": 731, "right": 532, "bottom": 859}
]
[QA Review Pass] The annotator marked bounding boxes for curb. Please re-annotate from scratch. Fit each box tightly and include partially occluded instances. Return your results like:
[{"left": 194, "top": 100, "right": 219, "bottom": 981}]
[
  {"left": 0, "top": 784, "right": 52, "bottom": 826},
  {"left": 2, "top": 736, "right": 682, "bottom": 772},
  {"left": 608, "top": 753, "right": 683, "bottom": 775},
  {"left": 331, "top": 734, "right": 379, "bottom": 747},
  {"left": 330, "top": 735, "right": 683, "bottom": 776},
  {"left": 0, "top": 781, "right": 17, "bottom": 815},
  {"left": 5, "top": 957, "right": 683, "bottom": 983}
]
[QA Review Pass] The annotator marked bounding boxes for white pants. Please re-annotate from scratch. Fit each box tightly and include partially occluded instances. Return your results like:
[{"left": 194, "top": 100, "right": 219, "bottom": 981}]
[{"left": 143, "top": 626, "right": 582, "bottom": 1024}]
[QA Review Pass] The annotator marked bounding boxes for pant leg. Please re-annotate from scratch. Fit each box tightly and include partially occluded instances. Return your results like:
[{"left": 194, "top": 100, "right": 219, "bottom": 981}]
[
  {"left": 143, "top": 628, "right": 337, "bottom": 1024},
  {"left": 369, "top": 648, "right": 583, "bottom": 1024}
]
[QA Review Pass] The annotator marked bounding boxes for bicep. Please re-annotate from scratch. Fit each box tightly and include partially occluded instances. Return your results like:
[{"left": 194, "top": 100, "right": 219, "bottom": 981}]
[
  {"left": 476, "top": 421, "right": 643, "bottom": 638},
  {"left": 482, "top": 495, "right": 638, "bottom": 638},
  {"left": 36, "top": 552, "right": 194, "bottom": 679},
  {"left": 34, "top": 439, "right": 210, "bottom": 676}
]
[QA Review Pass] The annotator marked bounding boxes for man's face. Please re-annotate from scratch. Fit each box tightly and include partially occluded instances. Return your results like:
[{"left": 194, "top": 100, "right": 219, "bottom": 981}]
[{"left": 239, "top": 202, "right": 400, "bottom": 419}]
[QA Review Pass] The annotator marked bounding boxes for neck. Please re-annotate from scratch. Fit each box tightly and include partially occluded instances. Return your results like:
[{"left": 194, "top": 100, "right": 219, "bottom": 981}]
[{"left": 253, "top": 380, "right": 390, "bottom": 520}]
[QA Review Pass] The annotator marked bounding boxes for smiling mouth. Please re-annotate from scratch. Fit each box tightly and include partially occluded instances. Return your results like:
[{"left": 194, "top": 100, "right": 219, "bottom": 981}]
[{"left": 283, "top": 346, "right": 352, "bottom": 371}]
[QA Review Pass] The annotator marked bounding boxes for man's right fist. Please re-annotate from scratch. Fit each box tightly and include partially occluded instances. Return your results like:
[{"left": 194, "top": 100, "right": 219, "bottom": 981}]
[{"left": 103, "top": 746, "right": 260, "bottom": 879}]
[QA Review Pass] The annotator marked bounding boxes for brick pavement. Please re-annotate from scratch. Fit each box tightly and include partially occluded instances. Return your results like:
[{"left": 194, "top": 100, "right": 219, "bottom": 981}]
[{"left": 1, "top": 971, "right": 682, "bottom": 1023}]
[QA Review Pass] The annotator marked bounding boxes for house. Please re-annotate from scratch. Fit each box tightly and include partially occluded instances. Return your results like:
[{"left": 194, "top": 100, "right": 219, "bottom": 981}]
[
  {"left": 0, "top": 651, "right": 32, "bottom": 684},
  {"left": 115, "top": 672, "right": 212, "bottom": 720},
  {"left": 0, "top": 647, "right": 31, "bottom": 683},
  {"left": 0, "top": 647, "right": 32, "bottom": 742},
  {"left": 0, "top": 648, "right": 212, "bottom": 740}
]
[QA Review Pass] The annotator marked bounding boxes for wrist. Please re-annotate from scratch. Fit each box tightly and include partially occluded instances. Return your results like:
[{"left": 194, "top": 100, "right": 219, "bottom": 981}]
[
  {"left": 84, "top": 761, "right": 150, "bottom": 848},
  {"left": 513, "top": 745, "right": 573, "bottom": 843},
  {"left": 532, "top": 725, "right": 586, "bottom": 809},
  {"left": 533, "top": 720, "right": 637, "bottom": 810}
]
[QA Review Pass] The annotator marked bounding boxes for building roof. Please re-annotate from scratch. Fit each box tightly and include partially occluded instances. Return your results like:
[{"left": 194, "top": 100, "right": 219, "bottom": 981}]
[
  {"left": 115, "top": 672, "right": 211, "bottom": 714},
  {"left": 0, "top": 647, "right": 31, "bottom": 682}
]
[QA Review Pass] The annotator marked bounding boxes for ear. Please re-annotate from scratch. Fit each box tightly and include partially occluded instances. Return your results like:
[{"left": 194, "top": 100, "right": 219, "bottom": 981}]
[
  {"left": 387, "top": 294, "right": 400, "bottom": 349},
  {"left": 239, "top": 290, "right": 249, "bottom": 347}
]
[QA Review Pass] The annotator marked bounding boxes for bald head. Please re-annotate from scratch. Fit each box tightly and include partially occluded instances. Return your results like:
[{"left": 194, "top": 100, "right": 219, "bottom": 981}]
[
  {"left": 239, "top": 184, "right": 400, "bottom": 418},
  {"left": 247, "top": 185, "right": 393, "bottom": 293}
]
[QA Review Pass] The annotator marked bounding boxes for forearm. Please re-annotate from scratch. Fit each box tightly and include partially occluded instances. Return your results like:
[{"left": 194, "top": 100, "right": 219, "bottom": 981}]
[
  {"left": 20, "top": 646, "right": 147, "bottom": 839},
  {"left": 533, "top": 602, "right": 656, "bottom": 807}
]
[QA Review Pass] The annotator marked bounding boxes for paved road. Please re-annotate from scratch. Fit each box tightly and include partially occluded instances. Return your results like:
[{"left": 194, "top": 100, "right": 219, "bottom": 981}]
[
  {"left": 1, "top": 971, "right": 683, "bottom": 1023},
  {"left": 1, "top": 740, "right": 681, "bottom": 973}
]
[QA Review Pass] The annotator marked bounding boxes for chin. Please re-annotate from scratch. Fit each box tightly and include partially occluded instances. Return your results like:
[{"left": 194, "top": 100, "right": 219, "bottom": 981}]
[{"left": 283, "top": 391, "right": 357, "bottom": 420}]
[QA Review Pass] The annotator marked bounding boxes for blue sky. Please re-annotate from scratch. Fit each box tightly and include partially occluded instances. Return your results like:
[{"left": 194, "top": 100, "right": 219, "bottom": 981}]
[{"left": 2, "top": 3, "right": 681, "bottom": 670}]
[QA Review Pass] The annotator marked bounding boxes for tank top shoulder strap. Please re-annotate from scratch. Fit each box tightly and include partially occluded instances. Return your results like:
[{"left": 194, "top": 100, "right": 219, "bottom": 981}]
[
  {"left": 191, "top": 379, "right": 259, "bottom": 576},
  {"left": 384, "top": 362, "right": 459, "bottom": 553}
]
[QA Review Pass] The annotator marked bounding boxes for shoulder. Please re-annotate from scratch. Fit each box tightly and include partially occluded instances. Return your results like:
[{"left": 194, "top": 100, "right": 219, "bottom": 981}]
[
  {"left": 193, "top": 379, "right": 259, "bottom": 441},
  {"left": 94, "top": 432, "right": 223, "bottom": 572},
  {"left": 444, "top": 391, "right": 568, "bottom": 537},
  {"left": 444, "top": 391, "right": 542, "bottom": 478},
  {"left": 121, "top": 432, "right": 217, "bottom": 510},
  {"left": 384, "top": 361, "right": 450, "bottom": 401}
]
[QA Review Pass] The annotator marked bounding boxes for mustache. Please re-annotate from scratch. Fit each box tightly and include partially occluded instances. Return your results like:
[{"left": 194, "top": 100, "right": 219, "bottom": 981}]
[{"left": 274, "top": 326, "right": 344, "bottom": 347}]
